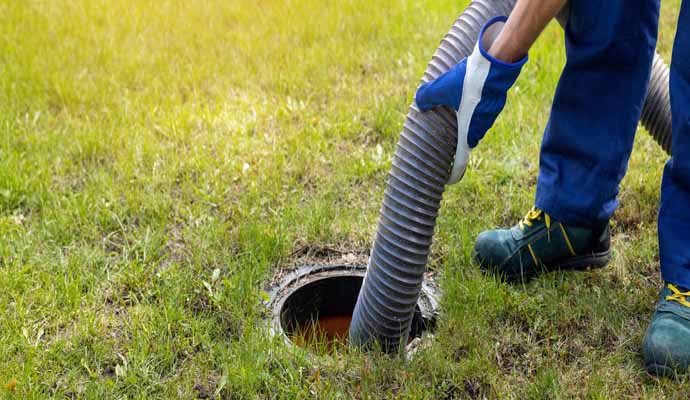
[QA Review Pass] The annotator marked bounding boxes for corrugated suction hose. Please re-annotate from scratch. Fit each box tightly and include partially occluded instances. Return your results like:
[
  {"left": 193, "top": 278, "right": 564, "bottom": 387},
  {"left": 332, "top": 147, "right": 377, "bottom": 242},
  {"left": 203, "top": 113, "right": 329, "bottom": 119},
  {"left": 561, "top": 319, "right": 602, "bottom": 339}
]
[{"left": 349, "top": 0, "right": 672, "bottom": 352}]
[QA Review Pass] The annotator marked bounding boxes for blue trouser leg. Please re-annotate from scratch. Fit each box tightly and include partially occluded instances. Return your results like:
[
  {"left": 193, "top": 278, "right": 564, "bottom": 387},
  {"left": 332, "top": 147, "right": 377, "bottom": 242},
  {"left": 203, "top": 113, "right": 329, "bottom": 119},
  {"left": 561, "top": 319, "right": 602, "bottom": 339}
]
[
  {"left": 535, "top": 0, "right": 660, "bottom": 227},
  {"left": 659, "top": 1, "right": 690, "bottom": 289}
]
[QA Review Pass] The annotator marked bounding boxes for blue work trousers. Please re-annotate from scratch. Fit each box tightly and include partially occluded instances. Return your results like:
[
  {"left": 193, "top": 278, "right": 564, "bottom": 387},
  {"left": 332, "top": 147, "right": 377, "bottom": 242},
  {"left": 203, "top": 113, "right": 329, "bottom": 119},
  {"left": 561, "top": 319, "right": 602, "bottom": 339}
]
[{"left": 535, "top": 0, "right": 690, "bottom": 288}]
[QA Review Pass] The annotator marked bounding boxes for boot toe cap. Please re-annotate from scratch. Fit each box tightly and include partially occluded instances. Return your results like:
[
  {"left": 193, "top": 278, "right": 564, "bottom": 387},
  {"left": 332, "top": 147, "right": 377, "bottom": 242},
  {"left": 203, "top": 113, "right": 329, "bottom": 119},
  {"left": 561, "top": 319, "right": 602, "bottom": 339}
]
[
  {"left": 643, "top": 313, "right": 690, "bottom": 377},
  {"left": 473, "top": 229, "right": 513, "bottom": 271}
]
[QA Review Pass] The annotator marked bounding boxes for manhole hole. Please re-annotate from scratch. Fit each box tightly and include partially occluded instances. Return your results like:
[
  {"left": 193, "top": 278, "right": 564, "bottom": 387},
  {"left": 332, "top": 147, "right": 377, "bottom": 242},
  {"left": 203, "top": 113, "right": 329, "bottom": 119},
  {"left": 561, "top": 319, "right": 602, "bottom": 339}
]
[{"left": 265, "top": 264, "right": 439, "bottom": 352}]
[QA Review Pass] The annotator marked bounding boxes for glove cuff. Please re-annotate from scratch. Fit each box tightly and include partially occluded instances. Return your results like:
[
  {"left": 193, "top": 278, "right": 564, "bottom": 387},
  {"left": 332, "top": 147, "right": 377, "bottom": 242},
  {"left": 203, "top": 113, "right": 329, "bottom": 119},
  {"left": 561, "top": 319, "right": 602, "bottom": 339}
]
[
  {"left": 477, "top": 16, "right": 528, "bottom": 69},
  {"left": 446, "top": 16, "right": 527, "bottom": 185}
]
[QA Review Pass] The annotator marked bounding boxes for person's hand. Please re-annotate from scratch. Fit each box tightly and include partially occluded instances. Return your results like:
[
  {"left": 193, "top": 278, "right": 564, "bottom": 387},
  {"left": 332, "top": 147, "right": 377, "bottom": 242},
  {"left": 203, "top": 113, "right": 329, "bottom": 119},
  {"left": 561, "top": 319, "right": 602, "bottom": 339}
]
[{"left": 415, "top": 16, "right": 527, "bottom": 184}]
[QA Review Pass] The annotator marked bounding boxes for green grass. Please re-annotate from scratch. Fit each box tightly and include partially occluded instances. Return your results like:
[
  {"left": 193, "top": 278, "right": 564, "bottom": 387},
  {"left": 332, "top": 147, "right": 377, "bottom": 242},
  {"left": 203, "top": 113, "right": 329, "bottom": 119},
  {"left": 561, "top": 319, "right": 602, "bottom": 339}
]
[{"left": 1, "top": 0, "right": 688, "bottom": 398}]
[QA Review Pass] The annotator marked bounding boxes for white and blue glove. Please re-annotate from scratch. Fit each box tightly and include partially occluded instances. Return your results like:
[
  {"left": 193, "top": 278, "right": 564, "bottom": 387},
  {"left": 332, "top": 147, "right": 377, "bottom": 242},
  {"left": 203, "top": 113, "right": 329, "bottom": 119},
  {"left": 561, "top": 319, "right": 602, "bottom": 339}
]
[{"left": 415, "top": 16, "right": 527, "bottom": 184}]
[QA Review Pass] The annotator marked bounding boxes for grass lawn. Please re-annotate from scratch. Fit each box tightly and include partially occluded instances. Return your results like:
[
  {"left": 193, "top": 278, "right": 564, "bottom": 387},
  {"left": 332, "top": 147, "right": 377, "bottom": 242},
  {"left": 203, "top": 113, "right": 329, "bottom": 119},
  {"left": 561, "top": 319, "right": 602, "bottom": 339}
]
[{"left": 1, "top": 0, "right": 688, "bottom": 398}]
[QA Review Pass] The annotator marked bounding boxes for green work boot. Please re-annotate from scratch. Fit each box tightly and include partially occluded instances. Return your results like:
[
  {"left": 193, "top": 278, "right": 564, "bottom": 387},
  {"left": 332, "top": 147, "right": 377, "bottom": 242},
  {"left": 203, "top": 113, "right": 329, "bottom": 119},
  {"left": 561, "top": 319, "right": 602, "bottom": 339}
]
[
  {"left": 474, "top": 207, "right": 611, "bottom": 281},
  {"left": 643, "top": 283, "right": 690, "bottom": 377}
]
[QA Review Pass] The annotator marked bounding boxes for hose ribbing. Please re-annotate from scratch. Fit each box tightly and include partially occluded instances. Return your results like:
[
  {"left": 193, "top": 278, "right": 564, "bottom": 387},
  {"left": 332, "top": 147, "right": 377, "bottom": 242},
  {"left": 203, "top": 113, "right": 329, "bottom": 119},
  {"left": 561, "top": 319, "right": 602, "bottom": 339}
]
[
  {"left": 641, "top": 53, "right": 672, "bottom": 154},
  {"left": 349, "top": 0, "right": 517, "bottom": 351},
  {"left": 349, "top": 0, "right": 672, "bottom": 352}
]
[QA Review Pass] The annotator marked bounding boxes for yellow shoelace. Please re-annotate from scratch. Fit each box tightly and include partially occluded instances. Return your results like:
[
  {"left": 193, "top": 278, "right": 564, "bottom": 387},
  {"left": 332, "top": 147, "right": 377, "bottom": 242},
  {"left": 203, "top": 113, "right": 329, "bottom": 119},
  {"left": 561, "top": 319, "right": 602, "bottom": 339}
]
[
  {"left": 519, "top": 207, "right": 577, "bottom": 264},
  {"left": 666, "top": 284, "right": 690, "bottom": 308},
  {"left": 519, "top": 207, "right": 551, "bottom": 231}
]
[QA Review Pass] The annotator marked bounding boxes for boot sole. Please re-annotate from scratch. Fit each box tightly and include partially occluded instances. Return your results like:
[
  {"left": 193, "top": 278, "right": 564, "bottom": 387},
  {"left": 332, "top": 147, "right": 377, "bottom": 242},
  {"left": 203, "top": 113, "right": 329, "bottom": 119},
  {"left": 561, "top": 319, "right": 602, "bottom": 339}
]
[
  {"left": 477, "top": 248, "right": 611, "bottom": 282},
  {"left": 645, "top": 362, "right": 678, "bottom": 378}
]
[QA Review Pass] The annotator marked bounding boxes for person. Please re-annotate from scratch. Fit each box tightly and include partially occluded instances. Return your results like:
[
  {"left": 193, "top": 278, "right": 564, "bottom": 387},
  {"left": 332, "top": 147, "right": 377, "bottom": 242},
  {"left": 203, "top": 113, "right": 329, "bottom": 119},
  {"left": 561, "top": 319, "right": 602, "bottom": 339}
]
[{"left": 415, "top": 0, "right": 690, "bottom": 377}]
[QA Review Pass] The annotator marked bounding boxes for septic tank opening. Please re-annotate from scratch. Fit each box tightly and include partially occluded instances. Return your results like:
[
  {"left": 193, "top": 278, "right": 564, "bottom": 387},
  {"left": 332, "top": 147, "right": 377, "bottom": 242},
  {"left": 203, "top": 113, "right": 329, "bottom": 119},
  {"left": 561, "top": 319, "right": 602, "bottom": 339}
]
[{"left": 266, "top": 265, "right": 437, "bottom": 351}]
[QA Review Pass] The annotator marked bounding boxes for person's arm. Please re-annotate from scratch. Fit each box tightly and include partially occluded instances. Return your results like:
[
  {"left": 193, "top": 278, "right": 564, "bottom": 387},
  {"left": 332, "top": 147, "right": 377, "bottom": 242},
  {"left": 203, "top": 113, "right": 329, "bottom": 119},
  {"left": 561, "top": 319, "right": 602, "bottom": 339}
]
[
  {"left": 415, "top": 0, "right": 567, "bottom": 184},
  {"left": 489, "top": 0, "right": 567, "bottom": 62}
]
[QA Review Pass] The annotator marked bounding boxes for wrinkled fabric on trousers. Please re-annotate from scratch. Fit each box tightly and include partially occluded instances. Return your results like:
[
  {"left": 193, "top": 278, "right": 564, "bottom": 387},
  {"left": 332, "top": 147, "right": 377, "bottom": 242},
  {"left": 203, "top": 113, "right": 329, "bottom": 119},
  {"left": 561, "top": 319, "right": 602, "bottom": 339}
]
[{"left": 535, "top": 0, "right": 690, "bottom": 287}]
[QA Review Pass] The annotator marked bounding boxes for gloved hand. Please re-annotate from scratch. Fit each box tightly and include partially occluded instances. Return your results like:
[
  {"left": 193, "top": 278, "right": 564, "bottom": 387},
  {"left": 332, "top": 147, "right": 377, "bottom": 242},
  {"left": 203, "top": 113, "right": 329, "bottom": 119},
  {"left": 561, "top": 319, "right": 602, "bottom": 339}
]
[{"left": 415, "top": 15, "right": 528, "bottom": 184}]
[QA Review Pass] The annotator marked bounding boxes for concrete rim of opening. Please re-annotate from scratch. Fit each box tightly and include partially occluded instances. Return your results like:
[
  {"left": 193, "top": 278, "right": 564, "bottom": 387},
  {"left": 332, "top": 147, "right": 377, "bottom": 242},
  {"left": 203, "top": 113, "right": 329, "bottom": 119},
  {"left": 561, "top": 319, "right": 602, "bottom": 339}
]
[{"left": 264, "top": 264, "right": 440, "bottom": 354}]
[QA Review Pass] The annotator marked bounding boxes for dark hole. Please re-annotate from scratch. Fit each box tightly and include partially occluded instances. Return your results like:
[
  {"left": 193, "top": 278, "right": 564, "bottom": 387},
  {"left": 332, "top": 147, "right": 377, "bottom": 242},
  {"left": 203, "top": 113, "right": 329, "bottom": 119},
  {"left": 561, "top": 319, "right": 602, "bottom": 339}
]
[{"left": 280, "top": 275, "right": 429, "bottom": 349}]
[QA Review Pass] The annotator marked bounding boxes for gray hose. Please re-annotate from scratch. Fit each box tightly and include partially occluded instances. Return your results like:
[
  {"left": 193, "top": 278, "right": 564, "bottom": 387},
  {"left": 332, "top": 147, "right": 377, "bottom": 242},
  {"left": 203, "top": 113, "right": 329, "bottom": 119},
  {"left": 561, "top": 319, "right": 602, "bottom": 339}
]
[
  {"left": 642, "top": 53, "right": 672, "bottom": 153},
  {"left": 349, "top": 0, "right": 672, "bottom": 352}
]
